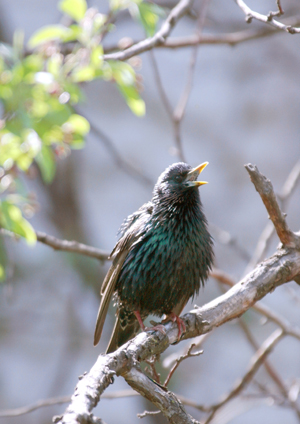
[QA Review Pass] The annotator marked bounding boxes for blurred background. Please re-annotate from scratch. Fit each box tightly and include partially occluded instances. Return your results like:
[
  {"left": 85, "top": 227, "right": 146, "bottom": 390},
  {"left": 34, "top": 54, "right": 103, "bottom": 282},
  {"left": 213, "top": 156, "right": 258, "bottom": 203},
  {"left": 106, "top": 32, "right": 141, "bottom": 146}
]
[{"left": 1, "top": 0, "right": 300, "bottom": 423}]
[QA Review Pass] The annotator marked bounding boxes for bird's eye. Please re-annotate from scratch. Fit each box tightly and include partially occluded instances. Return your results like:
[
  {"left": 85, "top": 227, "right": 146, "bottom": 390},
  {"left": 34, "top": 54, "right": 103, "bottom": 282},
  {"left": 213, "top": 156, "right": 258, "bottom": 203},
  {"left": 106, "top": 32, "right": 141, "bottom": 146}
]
[{"left": 175, "top": 175, "right": 181, "bottom": 183}]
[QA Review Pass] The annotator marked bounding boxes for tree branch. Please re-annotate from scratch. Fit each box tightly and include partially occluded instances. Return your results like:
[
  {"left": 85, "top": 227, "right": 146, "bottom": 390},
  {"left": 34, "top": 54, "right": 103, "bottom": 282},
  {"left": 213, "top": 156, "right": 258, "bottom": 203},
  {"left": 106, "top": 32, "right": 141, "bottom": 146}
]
[
  {"left": 210, "top": 268, "right": 300, "bottom": 342},
  {"left": 36, "top": 231, "right": 111, "bottom": 261},
  {"left": 0, "top": 229, "right": 111, "bottom": 261},
  {"left": 244, "top": 159, "right": 300, "bottom": 274},
  {"left": 76, "top": 108, "right": 154, "bottom": 188},
  {"left": 164, "top": 343, "right": 203, "bottom": 386},
  {"left": 123, "top": 365, "right": 199, "bottom": 424},
  {"left": 204, "top": 329, "right": 284, "bottom": 423},
  {"left": 56, "top": 241, "right": 300, "bottom": 423},
  {"left": 103, "top": 14, "right": 300, "bottom": 54},
  {"left": 103, "top": 0, "right": 194, "bottom": 61},
  {"left": 150, "top": 0, "right": 210, "bottom": 162},
  {"left": 0, "top": 391, "right": 138, "bottom": 418},
  {"left": 235, "top": 0, "right": 300, "bottom": 34},
  {"left": 52, "top": 163, "right": 300, "bottom": 423},
  {"left": 245, "top": 163, "right": 300, "bottom": 248}
]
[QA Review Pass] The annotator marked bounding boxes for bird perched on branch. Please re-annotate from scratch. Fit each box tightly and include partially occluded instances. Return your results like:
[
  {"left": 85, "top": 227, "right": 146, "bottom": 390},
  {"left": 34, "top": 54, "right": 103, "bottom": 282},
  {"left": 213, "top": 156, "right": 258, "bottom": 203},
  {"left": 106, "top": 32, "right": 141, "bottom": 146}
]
[{"left": 94, "top": 162, "right": 213, "bottom": 353}]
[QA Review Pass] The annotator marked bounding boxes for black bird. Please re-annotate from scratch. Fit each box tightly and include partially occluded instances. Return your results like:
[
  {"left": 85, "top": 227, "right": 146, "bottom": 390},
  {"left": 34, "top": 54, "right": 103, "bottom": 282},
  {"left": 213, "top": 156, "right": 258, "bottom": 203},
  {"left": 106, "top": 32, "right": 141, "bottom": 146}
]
[{"left": 94, "top": 162, "right": 213, "bottom": 353}]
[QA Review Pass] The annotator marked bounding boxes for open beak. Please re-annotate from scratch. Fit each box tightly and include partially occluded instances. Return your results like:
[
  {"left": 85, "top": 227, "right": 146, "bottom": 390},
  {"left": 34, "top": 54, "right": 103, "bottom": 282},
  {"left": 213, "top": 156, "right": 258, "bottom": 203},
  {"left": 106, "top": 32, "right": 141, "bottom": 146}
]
[{"left": 185, "top": 162, "right": 209, "bottom": 187}]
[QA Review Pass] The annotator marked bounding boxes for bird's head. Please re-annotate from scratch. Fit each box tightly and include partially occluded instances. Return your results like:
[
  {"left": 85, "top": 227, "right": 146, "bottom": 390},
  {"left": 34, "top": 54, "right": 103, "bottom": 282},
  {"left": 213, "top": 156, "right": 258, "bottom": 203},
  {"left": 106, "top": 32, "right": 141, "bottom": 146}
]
[{"left": 153, "top": 162, "right": 208, "bottom": 198}]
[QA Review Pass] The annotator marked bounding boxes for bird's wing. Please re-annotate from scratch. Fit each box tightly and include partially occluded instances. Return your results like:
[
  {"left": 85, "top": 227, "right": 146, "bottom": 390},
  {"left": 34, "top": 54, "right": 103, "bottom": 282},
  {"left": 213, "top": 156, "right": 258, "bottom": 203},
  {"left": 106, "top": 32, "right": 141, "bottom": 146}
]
[
  {"left": 93, "top": 251, "right": 127, "bottom": 346},
  {"left": 93, "top": 201, "right": 153, "bottom": 347}
]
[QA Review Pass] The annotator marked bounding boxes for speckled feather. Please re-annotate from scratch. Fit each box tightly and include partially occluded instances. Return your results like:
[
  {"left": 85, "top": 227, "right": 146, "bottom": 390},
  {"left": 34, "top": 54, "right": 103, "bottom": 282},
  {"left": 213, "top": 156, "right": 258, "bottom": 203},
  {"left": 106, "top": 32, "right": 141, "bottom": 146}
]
[{"left": 94, "top": 163, "right": 214, "bottom": 352}]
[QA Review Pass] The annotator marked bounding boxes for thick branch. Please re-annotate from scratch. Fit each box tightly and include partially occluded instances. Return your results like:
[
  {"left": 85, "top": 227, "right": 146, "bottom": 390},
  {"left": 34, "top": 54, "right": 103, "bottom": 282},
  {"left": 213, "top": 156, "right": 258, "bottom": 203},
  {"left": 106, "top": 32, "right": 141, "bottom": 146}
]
[
  {"left": 245, "top": 159, "right": 300, "bottom": 274},
  {"left": 56, "top": 244, "right": 300, "bottom": 423},
  {"left": 123, "top": 366, "right": 199, "bottom": 424},
  {"left": 103, "top": 0, "right": 194, "bottom": 61},
  {"left": 245, "top": 163, "right": 300, "bottom": 248},
  {"left": 210, "top": 268, "right": 300, "bottom": 341},
  {"left": 47, "top": 165, "right": 300, "bottom": 423}
]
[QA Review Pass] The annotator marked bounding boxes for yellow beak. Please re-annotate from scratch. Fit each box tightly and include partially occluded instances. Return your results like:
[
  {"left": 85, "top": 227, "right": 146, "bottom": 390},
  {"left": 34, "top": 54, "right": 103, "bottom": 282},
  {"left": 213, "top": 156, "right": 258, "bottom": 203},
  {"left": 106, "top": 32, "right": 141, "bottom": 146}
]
[{"left": 186, "top": 162, "right": 209, "bottom": 186}]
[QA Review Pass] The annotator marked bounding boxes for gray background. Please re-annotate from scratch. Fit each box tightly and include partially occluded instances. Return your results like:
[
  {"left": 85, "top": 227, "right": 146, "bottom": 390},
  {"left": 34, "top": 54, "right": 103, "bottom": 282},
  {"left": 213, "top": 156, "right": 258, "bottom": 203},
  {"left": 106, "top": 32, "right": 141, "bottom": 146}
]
[{"left": 0, "top": 0, "right": 300, "bottom": 423}]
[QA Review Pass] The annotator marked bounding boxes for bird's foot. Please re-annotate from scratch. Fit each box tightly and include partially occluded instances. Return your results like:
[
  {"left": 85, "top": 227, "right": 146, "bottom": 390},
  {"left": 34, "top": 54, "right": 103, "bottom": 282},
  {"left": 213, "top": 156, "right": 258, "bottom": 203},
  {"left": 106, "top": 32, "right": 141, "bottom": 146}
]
[
  {"left": 144, "top": 324, "right": 166, "bottom": 335},
  {"left": 134, "top": 311, "right": 166, "bottom": 335},
  {"left": 162, "top": 312, "right": 186, "bottom": 340}
]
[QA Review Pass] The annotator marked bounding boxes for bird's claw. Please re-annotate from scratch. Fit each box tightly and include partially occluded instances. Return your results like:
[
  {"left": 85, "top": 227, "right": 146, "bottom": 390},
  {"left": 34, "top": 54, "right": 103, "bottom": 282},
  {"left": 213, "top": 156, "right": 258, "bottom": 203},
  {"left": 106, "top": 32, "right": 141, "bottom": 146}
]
[
  {"left": 162, "top": 313, "right": 186, "bottom": 340},
  {"left": 144, "top": 324, "right": 166, "bottom": 335},
  {"left": 134, "top": 312, "right": 166, "bottom": 335}
]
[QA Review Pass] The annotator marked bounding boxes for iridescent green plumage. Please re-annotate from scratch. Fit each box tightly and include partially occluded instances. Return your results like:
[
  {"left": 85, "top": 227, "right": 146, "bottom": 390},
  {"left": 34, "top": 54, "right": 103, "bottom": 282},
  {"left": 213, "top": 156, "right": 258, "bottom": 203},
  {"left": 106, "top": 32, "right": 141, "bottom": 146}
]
[{"left": 94, "top": 162, "right": 214, "bottom": 352}]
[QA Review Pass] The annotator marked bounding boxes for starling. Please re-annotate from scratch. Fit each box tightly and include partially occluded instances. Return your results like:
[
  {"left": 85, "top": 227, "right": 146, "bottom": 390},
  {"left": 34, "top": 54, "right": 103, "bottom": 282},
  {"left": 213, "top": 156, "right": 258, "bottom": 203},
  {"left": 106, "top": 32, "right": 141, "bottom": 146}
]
[{"left": 94, "top": 162, "right": 214, "bottom": 353}]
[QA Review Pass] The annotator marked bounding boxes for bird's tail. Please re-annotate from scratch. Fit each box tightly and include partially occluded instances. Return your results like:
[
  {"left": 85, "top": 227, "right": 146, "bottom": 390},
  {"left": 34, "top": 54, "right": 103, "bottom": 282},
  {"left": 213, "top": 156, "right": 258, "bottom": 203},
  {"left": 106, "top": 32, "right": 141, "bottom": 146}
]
[{"left": 106, "top": 310, "right": 140, "bottom": 353}]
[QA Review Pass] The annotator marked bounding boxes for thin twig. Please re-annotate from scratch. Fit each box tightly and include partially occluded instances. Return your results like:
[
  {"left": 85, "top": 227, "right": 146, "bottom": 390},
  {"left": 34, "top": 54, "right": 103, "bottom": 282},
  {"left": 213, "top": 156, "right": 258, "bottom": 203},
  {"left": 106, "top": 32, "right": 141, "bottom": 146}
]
[
  {"left": 163, "top": 333, "right": 209, "bottom": 368},
  {"left": 204, "top": 329, "right": 284, "bottom": 424},
  {"left": 0, "top": 396, "right": 72, "bottom": 418},
  {"left": 238, "top": 318, "right": 287, "bottom": 395},
  {"left": 253, "top": 303, "right": 300, "bottom": 342},
  {"left": 173, "top": 0, "right": 210, "bottom": 162},
  {"left": 150, "top": 0, "right": 210, "bottom": 162},
  {"left": 0, "top": 390, "right": 137, "bottom": 418},
  {"left": 0, "top": 229, "right": 111, "bottom": 261},
  {"left": 164, "top": 343, "right": 203, "bottom": 386},
  {"left": 144, "top": 356, "right": 161, "bottom": 384},
  {"left": 137, "top": 410, "right": 161, "bottom": 418},
  {"left": 215, "top": 274, "right": 289, "bottom": 398},
  {"left": 76, "top": 110, "right": 154, "bottom": 188},
  {"left": 89, "top": 122, "right": 154, "bottom": 188},
  {"left": 209, "top": 223, "right": 250, "bottom": 261},
  {"left": 149, "top": 50, "right": 173, "bottom": 119},
  {"left": 36, "top": 231, "right": 110, "bottom": 260},
  {"left": 235, "top": 0, "right": 300, "bottom": 34},
  {"left": 279, "top": 159, "right": 300, "bottom": 206},
  {"left": 276, "top": 0, "right": 284, "bottom": 16},
  {"left": 215, "top": 275, "right": 299, "bottom": 416}
]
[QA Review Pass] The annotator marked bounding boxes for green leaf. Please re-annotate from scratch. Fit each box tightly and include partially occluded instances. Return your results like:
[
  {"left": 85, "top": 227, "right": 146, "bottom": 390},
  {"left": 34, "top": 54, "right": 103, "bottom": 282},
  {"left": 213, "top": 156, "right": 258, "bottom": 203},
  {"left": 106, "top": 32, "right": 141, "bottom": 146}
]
[
  {"left": 109, "top": 0, "right": 122, "bottom": 11},
  {"left": 91, "top": 45, "right": 104, "bottom": 68},
  {"left": 69, "top": 135, "right": 85, "bottom": 149},
  {"left": 35, "top": 145, "right": 56, "bottom": 183},
  {"left": 0, "top": 201, "right": 36, "bottom": 245},
  {"left": 118, "top": 84, "right": 145, "bottom": 116},
  {"left": 28, "top": 25, "right": 75, "bottom": 48},
  {"left": 109, "top": 61, "right": 145, "bottom": 116},
  {"left": 59, "top": 0, "right": 87, "bottom": 22},
  {"left": 137, "top": 3, "right": 164, "bottom": 37},
  {"left": 65, "top": 114, "right": 90, "bottom": 135},
  {"left": 71, "top": 66, "right": 95, "bottom": 82},
  {"left": 109, "top": 60, "right": 135, "bottom": 85},
  {"left": 126, "top": 97, "right": 145, "bottom": 116},
  {"left": 47, "top": 54, "right": 63, "bottom": 77}
]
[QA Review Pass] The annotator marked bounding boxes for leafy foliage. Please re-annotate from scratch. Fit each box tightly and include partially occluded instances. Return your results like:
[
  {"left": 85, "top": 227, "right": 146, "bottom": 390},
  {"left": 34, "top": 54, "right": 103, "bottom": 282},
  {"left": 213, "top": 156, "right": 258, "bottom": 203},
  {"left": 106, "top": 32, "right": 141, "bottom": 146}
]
[
  {"left": 0, "top": 200, "right": 36, "bottom": 245},
  {"left": 0, "top": 0, "right": 162, "bottom": 254}
]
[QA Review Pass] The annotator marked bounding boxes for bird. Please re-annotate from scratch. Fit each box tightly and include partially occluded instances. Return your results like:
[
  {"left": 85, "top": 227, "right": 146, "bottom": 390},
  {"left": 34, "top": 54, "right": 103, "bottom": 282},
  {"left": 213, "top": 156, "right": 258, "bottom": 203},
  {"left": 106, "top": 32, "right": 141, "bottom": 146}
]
[{"left": 94, "top": 162, "right": 214, "bottom": 353}]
